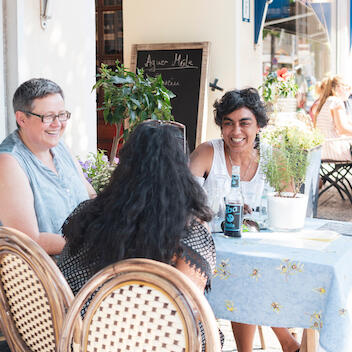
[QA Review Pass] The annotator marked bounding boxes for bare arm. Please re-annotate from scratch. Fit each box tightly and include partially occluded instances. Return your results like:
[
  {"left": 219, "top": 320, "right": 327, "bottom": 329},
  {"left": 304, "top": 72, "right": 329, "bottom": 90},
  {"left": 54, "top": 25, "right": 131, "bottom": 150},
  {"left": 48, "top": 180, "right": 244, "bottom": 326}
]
[
  {"left": 331, "top": 105, "right": 352, "bottom": 136},
  {"left": 176, "top": 257, "right": 207, "bottom": 292},
  {"left": 189, "top": 142, "right": 214, "bottom": 178},
  {"left": 0, "top": 154, "right": 65, "bottom": 254}
]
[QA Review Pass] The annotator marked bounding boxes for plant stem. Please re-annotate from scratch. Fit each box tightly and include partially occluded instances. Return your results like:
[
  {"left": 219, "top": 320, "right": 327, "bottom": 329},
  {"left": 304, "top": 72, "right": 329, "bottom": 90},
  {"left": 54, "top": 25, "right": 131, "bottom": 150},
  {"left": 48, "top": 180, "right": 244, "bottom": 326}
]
[{"left": 109, "top": 122, "right": 122, "bottom": 163}]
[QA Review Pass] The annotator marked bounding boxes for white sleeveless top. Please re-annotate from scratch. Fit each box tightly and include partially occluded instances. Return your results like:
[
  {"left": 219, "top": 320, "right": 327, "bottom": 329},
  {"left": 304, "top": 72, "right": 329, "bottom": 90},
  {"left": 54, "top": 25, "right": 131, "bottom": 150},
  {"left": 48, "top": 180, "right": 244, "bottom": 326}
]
[{"left": 203, "top": 139, "right": 266, "bottom": 210}]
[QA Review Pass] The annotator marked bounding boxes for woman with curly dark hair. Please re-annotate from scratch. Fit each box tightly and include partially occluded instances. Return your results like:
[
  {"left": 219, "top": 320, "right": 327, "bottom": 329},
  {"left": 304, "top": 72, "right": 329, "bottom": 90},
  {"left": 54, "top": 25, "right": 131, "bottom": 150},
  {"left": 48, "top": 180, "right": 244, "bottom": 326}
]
[
  {"left": 190, "top": 88, "right": 269, "bottom": 215},
  {"left": 190, "top": 88, "right": 300, "bottom": 352}
]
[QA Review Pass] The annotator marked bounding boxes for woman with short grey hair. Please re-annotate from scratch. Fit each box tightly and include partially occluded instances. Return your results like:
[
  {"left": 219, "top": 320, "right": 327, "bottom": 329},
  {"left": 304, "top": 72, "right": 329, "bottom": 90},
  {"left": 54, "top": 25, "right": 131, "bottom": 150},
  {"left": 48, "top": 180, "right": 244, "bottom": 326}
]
[{"left": 0, "top": 78, "right": 95, "bottom": 254}]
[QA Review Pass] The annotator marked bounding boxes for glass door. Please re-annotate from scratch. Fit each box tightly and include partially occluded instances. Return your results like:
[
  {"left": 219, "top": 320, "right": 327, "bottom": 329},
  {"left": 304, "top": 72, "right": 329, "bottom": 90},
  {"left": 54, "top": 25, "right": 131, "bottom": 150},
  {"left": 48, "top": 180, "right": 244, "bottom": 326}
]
[{"left": 96, "top": 0, "right": 123, "bottom": 155}]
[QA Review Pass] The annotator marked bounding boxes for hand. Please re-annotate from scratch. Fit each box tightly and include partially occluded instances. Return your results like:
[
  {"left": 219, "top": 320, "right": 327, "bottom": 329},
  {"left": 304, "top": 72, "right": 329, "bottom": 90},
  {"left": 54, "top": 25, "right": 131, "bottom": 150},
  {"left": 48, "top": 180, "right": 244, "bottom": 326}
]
[{"left": 244, "top": 203, "right": 252, "bottom": 215}]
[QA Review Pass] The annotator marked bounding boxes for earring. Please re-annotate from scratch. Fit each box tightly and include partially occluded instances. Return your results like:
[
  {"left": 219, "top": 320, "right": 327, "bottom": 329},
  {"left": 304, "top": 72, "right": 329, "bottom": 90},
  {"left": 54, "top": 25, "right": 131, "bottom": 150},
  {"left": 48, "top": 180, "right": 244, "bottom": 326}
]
[{"left": 254, "top": 133, "right": 260, "bottom": 149}]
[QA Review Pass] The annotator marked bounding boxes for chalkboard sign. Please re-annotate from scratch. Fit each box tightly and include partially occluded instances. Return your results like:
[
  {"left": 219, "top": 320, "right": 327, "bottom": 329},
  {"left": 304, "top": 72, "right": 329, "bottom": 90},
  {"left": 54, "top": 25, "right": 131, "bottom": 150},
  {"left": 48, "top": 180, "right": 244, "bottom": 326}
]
[{"left": 130, "top": 42, "right": 210, "bottom": 151}]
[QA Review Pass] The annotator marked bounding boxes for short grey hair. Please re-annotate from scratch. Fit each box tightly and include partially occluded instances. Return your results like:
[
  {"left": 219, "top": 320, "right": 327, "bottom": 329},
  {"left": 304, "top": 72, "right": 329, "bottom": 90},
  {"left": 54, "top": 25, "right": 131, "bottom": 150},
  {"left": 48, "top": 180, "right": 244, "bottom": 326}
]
[{"left": 13, "top": 78, "right": 64, "bottom": 113}]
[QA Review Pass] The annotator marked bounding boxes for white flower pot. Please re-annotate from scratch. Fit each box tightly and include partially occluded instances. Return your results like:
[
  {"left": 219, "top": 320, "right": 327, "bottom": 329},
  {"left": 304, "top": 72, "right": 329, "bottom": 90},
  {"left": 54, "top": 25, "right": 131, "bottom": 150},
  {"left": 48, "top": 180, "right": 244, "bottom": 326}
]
[{"left": 267, "top": 192, "right": 308, "bottom": 231}]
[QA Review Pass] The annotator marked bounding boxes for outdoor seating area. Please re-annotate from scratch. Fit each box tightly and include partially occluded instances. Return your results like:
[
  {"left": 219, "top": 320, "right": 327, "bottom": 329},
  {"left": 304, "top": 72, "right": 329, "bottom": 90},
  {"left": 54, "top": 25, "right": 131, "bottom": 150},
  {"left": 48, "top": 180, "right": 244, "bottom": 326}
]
[
  {"left": 0, "top": 180, "right": 350, "bottom": 352},
  {"left": 0, "top": 1, "right": 351, "bottom": 351}
]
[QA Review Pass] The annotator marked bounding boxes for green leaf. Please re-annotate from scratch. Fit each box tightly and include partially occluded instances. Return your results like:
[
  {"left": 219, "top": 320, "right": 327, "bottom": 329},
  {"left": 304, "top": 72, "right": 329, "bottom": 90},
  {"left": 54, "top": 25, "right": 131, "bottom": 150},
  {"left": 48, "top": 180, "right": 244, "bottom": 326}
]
[
  {"left": 92, "top": 60, "right": 174, "bottom": 144},
  {"left": 111, "top": 76, "right": 133, "bottom": 85},
  {"left": 130, "top": 98, "right": 141, "bottom": 108}
]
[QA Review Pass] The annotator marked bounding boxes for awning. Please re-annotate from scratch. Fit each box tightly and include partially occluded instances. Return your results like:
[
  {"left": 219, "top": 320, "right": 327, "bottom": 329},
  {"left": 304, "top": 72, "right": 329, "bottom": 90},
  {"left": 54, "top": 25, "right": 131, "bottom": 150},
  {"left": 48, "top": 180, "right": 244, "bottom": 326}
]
[
  {"left": 254, "top": 0, "right": 270, "bottom": 44},
  {"left": 255, "top": 0, "right": 333, "bottom": 45}
]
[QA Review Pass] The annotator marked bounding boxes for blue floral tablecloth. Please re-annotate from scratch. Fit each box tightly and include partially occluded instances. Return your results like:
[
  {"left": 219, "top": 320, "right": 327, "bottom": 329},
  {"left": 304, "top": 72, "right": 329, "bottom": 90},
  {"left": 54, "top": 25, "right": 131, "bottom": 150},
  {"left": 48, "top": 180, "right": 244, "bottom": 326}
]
[{"left": 206, "top": 218, "right": 352, "bottom": 352}]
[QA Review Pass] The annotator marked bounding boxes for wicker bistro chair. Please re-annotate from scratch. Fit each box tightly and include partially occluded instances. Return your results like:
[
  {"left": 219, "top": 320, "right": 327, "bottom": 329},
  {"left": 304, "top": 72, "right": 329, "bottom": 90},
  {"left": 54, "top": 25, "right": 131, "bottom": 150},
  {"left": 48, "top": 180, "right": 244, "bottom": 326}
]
[
  {"left": 0, "top": 227, "right": 74, "bottom": 352},
  {"left": 59, "top": 258, "right": 221, "bottom": 352}
]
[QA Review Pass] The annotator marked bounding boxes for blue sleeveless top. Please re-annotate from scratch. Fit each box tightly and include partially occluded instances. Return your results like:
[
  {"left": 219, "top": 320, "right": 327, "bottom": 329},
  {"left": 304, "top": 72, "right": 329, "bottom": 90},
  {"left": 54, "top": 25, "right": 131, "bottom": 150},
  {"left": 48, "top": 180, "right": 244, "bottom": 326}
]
[{"left": 0, "top": 130, "right": 89, "bottom": 234}]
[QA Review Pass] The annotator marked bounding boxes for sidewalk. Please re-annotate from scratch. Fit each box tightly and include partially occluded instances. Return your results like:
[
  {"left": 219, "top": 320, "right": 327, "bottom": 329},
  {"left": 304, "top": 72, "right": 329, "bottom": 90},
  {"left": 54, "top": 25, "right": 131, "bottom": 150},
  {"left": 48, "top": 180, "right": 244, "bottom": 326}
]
[{"left": 317, "top": 178, "right": 352, "bottom": 222}]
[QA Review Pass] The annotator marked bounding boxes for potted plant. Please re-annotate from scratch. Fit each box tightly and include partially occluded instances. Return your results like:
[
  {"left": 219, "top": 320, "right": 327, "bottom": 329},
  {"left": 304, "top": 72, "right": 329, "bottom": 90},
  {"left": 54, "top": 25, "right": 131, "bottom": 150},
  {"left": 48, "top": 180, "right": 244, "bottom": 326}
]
[
  {"left": 93, "top": 60, "right": 175, "bottom": 161},
  {"left": 78, "top": 150, "right": 119, "bottom": 193},
  {"left": 259, "top": 67, "right": 298, "bottom": 120},
  {"left": 260, "top": 123, "right": 324, "bottom": 231}
]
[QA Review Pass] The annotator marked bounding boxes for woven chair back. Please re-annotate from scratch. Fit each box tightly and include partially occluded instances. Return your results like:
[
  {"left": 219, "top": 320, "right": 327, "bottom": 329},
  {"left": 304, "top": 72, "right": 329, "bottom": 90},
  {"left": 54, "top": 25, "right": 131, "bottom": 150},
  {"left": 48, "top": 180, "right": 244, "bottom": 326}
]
[
  {"left": 0, "top": 227, "right": 74, "bottom": 352},
  {"left": 59, "top": 258, "right": 221, "bottom": 352}
]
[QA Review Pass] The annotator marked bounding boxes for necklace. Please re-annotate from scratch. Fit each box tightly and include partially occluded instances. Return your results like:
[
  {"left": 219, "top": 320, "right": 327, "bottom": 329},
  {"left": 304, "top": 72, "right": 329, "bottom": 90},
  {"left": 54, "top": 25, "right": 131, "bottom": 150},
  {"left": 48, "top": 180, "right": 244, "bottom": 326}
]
[{"left": 227, "top": 148, "right": 257, "bottom": 181}]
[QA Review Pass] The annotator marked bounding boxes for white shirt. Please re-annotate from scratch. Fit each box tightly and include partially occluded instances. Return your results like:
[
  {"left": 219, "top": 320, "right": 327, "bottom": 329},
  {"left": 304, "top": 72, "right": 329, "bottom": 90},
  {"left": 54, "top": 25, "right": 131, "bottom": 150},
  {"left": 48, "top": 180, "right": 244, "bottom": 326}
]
[{"left": 203, "top": 139, "right": 266, "bottom": 211}]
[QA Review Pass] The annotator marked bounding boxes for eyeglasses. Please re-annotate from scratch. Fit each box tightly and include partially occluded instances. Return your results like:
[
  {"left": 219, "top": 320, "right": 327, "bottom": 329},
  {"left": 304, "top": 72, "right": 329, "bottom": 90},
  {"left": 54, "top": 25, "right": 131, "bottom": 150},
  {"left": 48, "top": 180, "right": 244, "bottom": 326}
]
[
  {"left": 23, "top": 110, "right": 71, "bottom": 124},
  {"left": 143, "top": 119, "right": 187, "bottom": 153}
]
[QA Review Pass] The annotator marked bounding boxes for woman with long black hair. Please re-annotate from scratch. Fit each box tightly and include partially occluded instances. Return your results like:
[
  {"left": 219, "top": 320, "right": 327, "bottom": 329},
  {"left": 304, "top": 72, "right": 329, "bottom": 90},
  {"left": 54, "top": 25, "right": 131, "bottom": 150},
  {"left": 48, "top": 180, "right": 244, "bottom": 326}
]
[{"left": 58, "top": 120, "right": 221, "bottom": 348}]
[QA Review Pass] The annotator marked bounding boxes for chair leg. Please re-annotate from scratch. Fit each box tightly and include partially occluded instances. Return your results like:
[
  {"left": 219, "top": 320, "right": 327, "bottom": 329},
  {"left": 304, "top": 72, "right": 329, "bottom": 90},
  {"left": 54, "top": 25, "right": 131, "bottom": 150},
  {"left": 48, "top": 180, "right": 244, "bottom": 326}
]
[{"left": 257, "top": 325, "right": 266, "bottom": 350}]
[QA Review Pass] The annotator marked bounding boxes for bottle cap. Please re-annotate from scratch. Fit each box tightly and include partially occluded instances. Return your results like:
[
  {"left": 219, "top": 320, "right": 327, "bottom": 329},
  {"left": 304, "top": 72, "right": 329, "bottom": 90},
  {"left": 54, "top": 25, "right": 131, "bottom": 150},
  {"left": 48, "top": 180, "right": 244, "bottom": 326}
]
[{"left": 231, "top": 165, "right": 240, "bottom": 175}]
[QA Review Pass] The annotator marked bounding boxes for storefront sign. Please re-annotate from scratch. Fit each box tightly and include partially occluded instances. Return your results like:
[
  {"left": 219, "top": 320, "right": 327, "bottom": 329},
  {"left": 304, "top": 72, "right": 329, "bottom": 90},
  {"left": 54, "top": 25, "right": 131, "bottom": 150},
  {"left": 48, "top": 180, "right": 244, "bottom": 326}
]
[
  {"left": 130, "top": 42, "right": 210, "bottom": 151},
  {"left": 242, "top": 0, "right": 250, "bottom": 22}
]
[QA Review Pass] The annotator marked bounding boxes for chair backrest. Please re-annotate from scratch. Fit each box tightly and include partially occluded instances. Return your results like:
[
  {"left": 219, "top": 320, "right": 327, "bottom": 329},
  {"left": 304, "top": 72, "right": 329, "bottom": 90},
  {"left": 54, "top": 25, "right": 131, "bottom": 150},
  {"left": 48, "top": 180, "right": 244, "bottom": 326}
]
[
  {"left": 59, "top": 258, "right": 221, "bottom": 352},
  {"left": 0, "top": 227, "right": 74, "bottom": 352}
]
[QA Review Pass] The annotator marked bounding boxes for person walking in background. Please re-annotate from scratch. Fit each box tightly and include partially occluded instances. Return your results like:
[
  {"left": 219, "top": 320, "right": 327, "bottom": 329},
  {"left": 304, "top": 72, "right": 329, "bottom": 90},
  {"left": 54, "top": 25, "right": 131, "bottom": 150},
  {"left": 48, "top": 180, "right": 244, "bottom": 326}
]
[
  {"left": 0, "top": 78, "right": 95, "bottom": 255},
  {"left": 295, "top": 66, "right": 308, "bottom": 110},
  {"left": 315, "top": 75, "right": 352, "bottom": 161},
  {"left": 189, "top": 88, "right": 300, "bottom": 352}
]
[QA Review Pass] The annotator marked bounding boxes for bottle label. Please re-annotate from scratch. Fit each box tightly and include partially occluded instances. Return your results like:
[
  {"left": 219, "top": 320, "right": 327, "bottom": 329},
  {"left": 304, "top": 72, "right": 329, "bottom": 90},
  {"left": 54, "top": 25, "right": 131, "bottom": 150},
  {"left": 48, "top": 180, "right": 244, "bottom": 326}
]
[
  {"left": 224, "top": 204, "right": 243, "bottom": 235},
  {"left": 231, "top": 175, "right": 240, "bottom": 188}
]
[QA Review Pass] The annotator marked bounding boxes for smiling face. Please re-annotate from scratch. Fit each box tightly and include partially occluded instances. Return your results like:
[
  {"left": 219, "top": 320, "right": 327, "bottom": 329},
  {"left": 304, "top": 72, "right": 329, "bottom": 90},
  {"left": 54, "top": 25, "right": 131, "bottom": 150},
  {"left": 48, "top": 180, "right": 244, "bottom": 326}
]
[
  {"left": 221, "top": 107, "right": 259, "bottom": 153},
  {"left": 17, "top": 93, "right": 67, "bottom": 152}
]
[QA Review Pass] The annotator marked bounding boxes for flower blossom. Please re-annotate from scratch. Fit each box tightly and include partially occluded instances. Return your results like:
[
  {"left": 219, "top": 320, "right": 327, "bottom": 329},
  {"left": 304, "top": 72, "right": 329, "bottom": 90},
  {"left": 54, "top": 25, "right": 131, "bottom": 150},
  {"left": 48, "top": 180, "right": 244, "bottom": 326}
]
[{"left": 276, "top": 68, "right": 289, "bottom": 81}]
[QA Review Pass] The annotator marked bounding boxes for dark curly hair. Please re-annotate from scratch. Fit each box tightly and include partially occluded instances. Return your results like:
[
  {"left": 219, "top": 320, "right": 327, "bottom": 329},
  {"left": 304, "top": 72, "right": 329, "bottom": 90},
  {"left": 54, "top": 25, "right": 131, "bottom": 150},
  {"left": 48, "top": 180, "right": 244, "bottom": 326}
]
[
  {"left": 214, "top": 88, "right": 268, "bottom": 128},
  {"left": 62, "top": 121, "right": 212, "bottom": 273}
]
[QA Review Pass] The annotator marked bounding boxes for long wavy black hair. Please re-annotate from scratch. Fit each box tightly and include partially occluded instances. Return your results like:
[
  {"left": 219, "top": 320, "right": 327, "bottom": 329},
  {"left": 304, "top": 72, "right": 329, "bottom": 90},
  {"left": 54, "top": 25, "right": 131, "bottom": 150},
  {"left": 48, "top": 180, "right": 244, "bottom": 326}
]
[{"left": 62, "top": 120, "right": 212, "bottom": 272}]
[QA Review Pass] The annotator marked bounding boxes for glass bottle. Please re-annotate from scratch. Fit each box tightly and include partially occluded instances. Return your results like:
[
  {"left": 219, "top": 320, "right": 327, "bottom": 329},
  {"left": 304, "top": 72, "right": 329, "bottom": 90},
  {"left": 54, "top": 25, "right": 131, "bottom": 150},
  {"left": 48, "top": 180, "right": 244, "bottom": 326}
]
[
  {"left": 224, "top": 166, "right": 244, "bottom": 237},
  {"left": 259, "top": 184, "right": 269, "bottom": 230}
]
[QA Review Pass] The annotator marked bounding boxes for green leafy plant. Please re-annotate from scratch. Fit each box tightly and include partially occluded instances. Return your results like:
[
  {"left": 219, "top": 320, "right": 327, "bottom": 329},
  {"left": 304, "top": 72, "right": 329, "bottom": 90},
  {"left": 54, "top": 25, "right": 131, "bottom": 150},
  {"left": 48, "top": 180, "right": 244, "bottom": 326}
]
[
  {"left": 260, "top": 125, "right": 324, "bottom": 197},
  {"left": 259, "top": 68, "right": 298, "bottom": 103},
  {"left": 93, "top": 60, "right": 175, "bottom": 161},
  {"left": 78, "top": 150, "right": 119, "bottom": 193}
]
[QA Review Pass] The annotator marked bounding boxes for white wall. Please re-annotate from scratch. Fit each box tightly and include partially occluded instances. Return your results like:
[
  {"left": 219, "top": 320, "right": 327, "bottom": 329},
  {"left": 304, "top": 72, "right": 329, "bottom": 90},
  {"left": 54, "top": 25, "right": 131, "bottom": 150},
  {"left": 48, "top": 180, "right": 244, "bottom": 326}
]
[
  {"left": 3, "top": 0, "right": 97, "bottom": 157},
  {"left": 123, "top": 0, "right": 262, "bottom": 142},
  {"left": 0, "top": 1, "right": 6, "bottom": 142}
]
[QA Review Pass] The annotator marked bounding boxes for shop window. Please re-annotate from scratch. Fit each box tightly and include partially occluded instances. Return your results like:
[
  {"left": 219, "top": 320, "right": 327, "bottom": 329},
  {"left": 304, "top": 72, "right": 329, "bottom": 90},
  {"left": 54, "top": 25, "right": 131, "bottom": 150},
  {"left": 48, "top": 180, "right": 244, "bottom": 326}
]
[{"left": 262, "top": 0, "right": 334, "bottom": 111}]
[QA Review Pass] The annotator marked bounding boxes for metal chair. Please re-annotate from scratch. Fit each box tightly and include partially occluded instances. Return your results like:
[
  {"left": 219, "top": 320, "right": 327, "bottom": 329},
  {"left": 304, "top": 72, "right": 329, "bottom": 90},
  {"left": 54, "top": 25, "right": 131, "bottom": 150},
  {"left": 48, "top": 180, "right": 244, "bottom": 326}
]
[
  {"left": 0, "top": 227, "right": 74, "bottom": 352},
  {"left": 319, "top": 160, "right": 352, "bottom": 204},
  {"left": 59, "top": 258, "right": 221, "bottom": 352}
]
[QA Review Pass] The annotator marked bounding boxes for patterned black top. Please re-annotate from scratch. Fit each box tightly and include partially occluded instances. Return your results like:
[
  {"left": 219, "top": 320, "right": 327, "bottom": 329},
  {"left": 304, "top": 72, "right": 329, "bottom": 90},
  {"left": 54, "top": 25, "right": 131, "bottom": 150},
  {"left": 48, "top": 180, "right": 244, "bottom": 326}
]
[
  {"left": 58, "top": 218, "right": 216, "bottom": 296},
  {"left": 58, "top": 218, "right": 223, "bottom": 350}
]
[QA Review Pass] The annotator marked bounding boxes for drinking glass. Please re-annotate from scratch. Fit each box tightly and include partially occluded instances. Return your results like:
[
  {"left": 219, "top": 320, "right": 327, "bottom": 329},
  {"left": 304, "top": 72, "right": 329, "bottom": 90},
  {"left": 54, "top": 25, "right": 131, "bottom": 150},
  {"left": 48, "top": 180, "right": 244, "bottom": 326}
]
[{"left": 208, "top": 175, "right": 228, "bottom": 232}]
